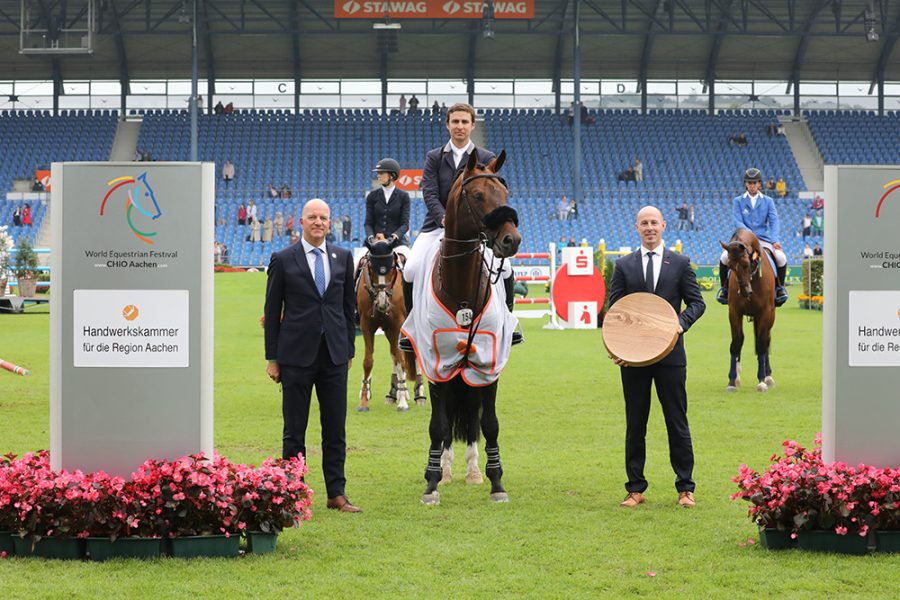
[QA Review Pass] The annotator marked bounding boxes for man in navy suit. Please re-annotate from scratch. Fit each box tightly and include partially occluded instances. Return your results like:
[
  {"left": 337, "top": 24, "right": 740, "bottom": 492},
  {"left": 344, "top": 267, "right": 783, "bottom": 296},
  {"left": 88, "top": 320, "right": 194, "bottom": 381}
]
[
  {"left": 608, "top": 206, "right": 706, "bottom": 509},
  {"left": 264, "top": 198, "right": 361, "bottom": 513}
]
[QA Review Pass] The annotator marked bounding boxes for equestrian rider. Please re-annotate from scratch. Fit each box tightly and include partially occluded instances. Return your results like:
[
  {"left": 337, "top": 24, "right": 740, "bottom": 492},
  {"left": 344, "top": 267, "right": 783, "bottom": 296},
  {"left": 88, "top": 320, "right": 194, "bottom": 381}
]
[
  {"left": 399, "top": 102, "right": 519, "bottom": 351},
  {"left": 717, "top": 167, "right": 788, "bottom": 306},
  {"left": 354, "top": 157, "right": 410, "bottom": 288}
]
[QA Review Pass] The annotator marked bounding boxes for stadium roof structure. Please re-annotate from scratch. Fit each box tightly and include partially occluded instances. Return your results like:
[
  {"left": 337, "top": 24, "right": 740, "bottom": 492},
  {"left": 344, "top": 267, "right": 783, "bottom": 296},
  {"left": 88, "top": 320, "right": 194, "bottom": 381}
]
[{"left": 0, "top": 1, "right": 897, "bottom": 89}]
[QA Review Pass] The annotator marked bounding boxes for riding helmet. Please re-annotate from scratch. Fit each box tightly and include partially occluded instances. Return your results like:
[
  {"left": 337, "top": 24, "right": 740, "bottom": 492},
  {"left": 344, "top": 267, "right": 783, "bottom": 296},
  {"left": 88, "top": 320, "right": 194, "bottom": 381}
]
[
  {"left": 372, "top": 158, "right": 401, "bottom": 180},
  {"left": 743, "top": 167, "right": 763, "bottom": 183}
]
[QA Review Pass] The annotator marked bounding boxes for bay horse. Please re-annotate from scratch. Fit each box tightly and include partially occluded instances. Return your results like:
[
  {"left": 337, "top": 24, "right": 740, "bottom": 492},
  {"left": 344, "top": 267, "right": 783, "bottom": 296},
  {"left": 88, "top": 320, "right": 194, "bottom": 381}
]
[
  {"left": 401, "top": 149, "right": 521, "bottom": 505},
  {"left": 719, "top": 228, "right": 777, "bottom": 392},
  {"left": 356, "top": 236, "right": 426, "bottom": 412}
]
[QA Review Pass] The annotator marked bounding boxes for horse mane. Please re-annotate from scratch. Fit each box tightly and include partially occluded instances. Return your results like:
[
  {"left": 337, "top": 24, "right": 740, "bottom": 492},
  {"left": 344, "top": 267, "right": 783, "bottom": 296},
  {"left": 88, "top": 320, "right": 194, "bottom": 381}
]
[{"left": 730, "top": 228, "right": 761, "bottom": 255}]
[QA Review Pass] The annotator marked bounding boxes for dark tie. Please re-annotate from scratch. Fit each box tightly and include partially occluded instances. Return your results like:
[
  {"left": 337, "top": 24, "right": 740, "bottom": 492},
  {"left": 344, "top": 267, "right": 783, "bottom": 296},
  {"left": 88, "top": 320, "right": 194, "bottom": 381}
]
[
  {"left": 312, "top": 248, "right": 326, "bottom": 296},
  {"left": 645, "top": 251, "right": 655, "bottom": 293}
]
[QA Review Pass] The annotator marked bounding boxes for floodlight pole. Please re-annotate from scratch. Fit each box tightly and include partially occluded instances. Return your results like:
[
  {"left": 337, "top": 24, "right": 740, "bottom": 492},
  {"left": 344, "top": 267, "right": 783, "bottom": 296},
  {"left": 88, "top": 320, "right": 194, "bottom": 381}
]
[
  {"left": 190, "top": 0, "right": 199, "bottom": 162},
  {"left": 572, "top": 0, "right": 582, "bottom": 205}
]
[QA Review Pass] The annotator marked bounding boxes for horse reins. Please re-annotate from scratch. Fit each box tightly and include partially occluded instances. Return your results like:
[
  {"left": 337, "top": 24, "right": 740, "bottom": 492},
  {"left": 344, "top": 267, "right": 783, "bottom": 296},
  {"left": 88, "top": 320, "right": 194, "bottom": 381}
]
[
  {"left": 361, "top": 252, "right": 401, "bottom": 317},
  {"left": 729, "top": 240, "right": 761, "bottom": 280}
]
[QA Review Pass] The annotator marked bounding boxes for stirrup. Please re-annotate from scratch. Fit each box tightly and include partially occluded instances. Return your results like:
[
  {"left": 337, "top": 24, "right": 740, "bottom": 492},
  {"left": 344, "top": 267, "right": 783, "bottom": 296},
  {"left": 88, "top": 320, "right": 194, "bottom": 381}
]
[
  {"left": 398, "top": 334, "right": 414, "bottom": 353},
  {"left": 774, "top": 286, "right": 788, "bottom": 307},
  {"left": 716, "top": 287, "right": 729, "bottom": 305}
]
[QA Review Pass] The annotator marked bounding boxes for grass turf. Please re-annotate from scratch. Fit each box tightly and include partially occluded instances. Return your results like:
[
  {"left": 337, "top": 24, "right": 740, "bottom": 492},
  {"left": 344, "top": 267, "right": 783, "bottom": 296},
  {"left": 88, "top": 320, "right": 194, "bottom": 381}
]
[{"left": 1, "top": 273, "right": 898, "bottom": 599}]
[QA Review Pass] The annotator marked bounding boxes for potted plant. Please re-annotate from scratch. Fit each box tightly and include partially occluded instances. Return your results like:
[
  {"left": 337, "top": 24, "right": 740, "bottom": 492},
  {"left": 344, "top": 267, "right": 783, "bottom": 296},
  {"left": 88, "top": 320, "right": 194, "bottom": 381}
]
[
  {"left": 232, "top": 455, "right": 312, "bottom": 554},
  {"left": 0, "top": 226, "right": 12, "bottom": 295},
  {"left": 13, "top": 238, "right": 39, "bottom": 298}
]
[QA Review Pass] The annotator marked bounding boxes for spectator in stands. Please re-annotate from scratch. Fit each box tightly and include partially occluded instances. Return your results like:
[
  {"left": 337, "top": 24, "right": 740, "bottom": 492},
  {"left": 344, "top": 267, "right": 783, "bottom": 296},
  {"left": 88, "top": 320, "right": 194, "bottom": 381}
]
[
  {"left": 22, "top": 204, "right": 32, "bottom": 227},
  {"left": 765, "top": 178, "right": 776, "bottom": 192},
  {"left": 274, "top": 211, "right": 285, "bottom": 237},
  {"left": 813, "top": 209, "right": 824, "bottom": 236},
  {"left": 342, "top": 216, "right": 352, "bottom": 243},
  {"left": 333, "top": 214, "right": 343, "bottom": 243},
  {"left": 737, "top": 133, "right": 748, "bottom": 146},
  {"left": 248, "top": 200, "right": 258, "bottom": 223},
  {"left": 558, "top": 195, "right": 570, "bottom": 221},
  {"left": 633, "top": 158, "right": 643, "bottom": 182},
  {"left": 728, "top": 132, "right": 739, "bottom": 146},
  {"left": 224, "top": 102, "right": 234, "bottom": 114},
  {"left": 801, "top": 213, "right": 812, "bottom": 239},
  {"left": 12, "top": 207, "right": 21, "bottom": 226},
  {"left": 676, "top": 202, "right": 689, "bottom": 231},
  {"left": 132, "top": 148, "right": 142, "bottom": 162},
  {"left": 284, "top": 213, "right": 294, "bottom": 236},
  {"left": 32, "top": 177, "right": 44, "bottom": 192},
  {"left": 214, "top": 101, "right": 225, "bottom": 115},
  {"left": 717, "top": 167, "right": 788, "bottom": 307},
  {"left": 567, "top": 236, "right": 577, "bottom": 247},
  {"left": 812, "top": 195, "right": 824, "bottom": 210},
  {"left": 399, "top": 94, "right": 407, "bottom": 113},
  {"left": 689, "top": 204, "right": 696, "bottom": 231},
  {"left": 250, "top": 217, "right": 261, "bottom": 243},
  {"left": 408, "top": 95, "right": 420, "bottom": 114},
  {"left": 141, "top": 150, "right": 152, "bottom": 162},
  {"left": 289, "top": 230, "right": 300, "bottom": 246},
  {"left": 569, "top": 198, "right": 578, "bottom": 220},
  {"left": 214, "top": 242, "right": 223, "bottom": 263},
  {"left": 222, "top": 160, "right": 235, "bottom": 188},
  {"left": 432, "top": 100, "right": 440, "bottom": 115},
  {"left": 237, "top": 203, "right": 247, "bottom": 225},
  {"left": 803, "top": 244, "right": 814, "bottom": 259},
  {"left": 767, "top": 123, "right": 778, "bottom": 137},
  {"left": 776, "top": 123, "right": 785, "bottom": 136},
  {"left": 263, "top": 217, "right": 274, "bottom": 243},
  {"left": 221, "top": 244, "right": 229, "bottom": 264},
  {"left": 775, "top": 177, "right": 787, "bottom": 198},
  {"left": 267, "top": 183, "right": 280, "bottom": 199},
  {"left": 813, "top": 243, "right": 823, "bottom": 256},
  {"left": 440, "top": 102, "right": 447, "bottom": 114},
  {"left": 280, "top": 183, "right": 292, "bottom": 198},
  {"left": 285, "top": 213, "right": 295, "bottom": 238}
]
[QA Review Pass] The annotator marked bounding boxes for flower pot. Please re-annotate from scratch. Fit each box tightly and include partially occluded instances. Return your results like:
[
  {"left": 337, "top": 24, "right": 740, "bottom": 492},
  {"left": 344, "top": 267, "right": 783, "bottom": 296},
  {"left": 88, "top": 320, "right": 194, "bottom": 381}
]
[
  {"left": 758, "top": 527, "right": 792, "bottom": 550},
  {"left": 246, "top": 531, "right": 278, "bottom": 554},
  {"left": 796, "top": 530, "right": 869, "bottom": 555},
  {"left": 875, "top": 530, "right": 900, "bottom": 553},
  {"left": 13, "top": 536, "right": 86, "bottom": 560},
  {"left": 16, "top": 277, "right": 37, "bottom": 298},
  {"left": 169, "top": 534, "right": 240, "bottom": 558},
  {"left": 0, "top": 531, "right": 15, "bottom": 556},
  {"left": 86, "top": 537, "right": 162, "bottom": 561}
]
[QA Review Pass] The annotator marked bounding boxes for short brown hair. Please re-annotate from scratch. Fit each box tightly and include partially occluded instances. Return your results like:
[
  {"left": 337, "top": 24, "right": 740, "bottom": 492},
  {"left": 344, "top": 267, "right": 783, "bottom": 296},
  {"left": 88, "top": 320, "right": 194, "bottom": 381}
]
[{"left": 446, "top": 103, "right": 476, "bottom": 123}]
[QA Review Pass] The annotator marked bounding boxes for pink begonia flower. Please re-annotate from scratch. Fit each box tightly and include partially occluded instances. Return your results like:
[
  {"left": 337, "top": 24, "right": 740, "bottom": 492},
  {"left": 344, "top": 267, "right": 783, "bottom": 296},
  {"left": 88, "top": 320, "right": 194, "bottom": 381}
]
[
  {"left": 747, "top": 538, "right": 756, "bottom": 545},
  {"left": 835, "top": 526, "right": 848, "bottom": 535},
  {"left": 859, "top": 525, "right": 869, "bottom": 537},
  {"left": 647, "top": 572, "right": 657, "bottom": 577}
]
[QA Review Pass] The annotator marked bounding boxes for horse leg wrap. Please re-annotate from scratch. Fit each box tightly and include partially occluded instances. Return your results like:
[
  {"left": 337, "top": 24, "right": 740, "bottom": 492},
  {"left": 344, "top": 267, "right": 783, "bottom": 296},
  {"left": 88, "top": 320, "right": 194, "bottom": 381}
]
[
  {"left": 424, "top": 449, "right": 443, "bottom": 494},
  {"left": 485, "top": 446, "right": 508, "bottom": 500}
]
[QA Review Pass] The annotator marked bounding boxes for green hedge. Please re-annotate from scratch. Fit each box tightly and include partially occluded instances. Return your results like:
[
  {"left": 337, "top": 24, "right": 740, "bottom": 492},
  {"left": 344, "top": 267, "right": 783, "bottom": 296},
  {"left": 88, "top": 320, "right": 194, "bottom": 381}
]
[{"left": 800, "top": 259, "right": 824, "bottom": 296}]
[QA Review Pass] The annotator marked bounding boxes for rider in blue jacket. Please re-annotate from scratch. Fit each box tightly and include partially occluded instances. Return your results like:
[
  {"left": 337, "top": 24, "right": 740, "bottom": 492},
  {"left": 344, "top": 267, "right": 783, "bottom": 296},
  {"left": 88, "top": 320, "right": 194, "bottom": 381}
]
[{"left": 717, "top": 168, "right": 788, "bottom": 306}]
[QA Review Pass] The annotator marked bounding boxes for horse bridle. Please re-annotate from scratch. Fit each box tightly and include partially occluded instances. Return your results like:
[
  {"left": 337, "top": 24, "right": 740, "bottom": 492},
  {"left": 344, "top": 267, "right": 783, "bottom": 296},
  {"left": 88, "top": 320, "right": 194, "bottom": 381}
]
[
  {"left": 442, "top": 172, "right": 518, "bottom": 260},
  {"left": 728, "top": 240, "right": 761, "bottom": 280},
  {"left": 361, "top": 252, "right": 401, "bottom": 316}
]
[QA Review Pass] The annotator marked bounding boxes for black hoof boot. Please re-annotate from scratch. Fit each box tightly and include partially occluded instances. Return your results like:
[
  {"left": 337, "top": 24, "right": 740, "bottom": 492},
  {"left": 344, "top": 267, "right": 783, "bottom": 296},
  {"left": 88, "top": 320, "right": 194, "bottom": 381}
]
[
  {"left": 422, "top": 449, "right": 442, "bottom": 505},
  {"left": 486, "top": 447, "right": 508, "bottom": 503}
]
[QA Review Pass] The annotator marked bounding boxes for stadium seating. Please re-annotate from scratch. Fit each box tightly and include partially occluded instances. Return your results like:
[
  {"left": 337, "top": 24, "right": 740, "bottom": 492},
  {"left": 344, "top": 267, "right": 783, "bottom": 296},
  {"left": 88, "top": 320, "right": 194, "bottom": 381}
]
[{"left": 805, "top": 110, "right": 900, "bottom": 165}]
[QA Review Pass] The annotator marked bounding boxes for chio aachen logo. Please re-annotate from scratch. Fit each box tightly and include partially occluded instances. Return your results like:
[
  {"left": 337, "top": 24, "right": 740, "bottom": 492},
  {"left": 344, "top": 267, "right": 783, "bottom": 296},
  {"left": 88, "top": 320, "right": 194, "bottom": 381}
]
[
  {"left": 875, "top": 178, "right": 900, "bottom": 219},
  {"left": 100, "top": 172, "right": 162, "bottom": 245}
]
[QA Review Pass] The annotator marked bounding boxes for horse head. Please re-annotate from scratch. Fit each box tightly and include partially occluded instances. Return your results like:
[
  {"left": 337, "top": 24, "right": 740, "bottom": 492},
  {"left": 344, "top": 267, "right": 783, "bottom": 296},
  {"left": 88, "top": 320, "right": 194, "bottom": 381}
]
[
  {"left": 447, "top": 149, "right": 521, "bottom": 258},
  {"left": 363, "top": 237, "right": 400, "bottom": 314},
  {"left": 720, "top": 230, "right": 760, "bottom": 299}
]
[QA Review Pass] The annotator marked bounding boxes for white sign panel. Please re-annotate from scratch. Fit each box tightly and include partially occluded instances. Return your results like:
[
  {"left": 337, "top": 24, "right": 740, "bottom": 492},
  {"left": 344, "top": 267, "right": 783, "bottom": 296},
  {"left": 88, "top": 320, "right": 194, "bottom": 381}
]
[
  {"left": 568, "top": 301, "right": 597, "bottom": 329},
  {"left": 73, "top": 289, "right": 189, "bottom": 367},
  {"left": 848, "top": 290, "right": 900, "bottom": 366},
  {"left": 562, "top": 246, "right": 593, "bottom": 276}
]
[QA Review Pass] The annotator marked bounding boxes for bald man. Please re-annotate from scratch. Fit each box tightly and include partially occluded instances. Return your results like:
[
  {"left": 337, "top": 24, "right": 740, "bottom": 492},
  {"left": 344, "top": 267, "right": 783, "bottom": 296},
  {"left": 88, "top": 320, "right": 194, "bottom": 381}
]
[
  {"left": 264, "top": 198, "right": 361, "bottom": 513},
  {"left": 608, "top": 206, "right": 706, "bottom": 509}
]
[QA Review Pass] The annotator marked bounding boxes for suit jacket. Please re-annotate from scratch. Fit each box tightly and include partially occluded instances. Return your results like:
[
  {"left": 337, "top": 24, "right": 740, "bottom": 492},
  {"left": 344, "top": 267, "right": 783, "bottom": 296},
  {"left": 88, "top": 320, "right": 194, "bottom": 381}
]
[
  {"left": 419, "top": 144, "right": 496, "bottom": 233},
  {"left": 608, "top": 248, "right": 705, "bottom": 367},
  {"left": 732, "top": 192, "right": 780, "bottom": 243},
  {"left": 264, "top": 242, "right": 356, "bottom": 368},
  {"left": 364, "top": 187, "right": 410, "bottom": 243}
]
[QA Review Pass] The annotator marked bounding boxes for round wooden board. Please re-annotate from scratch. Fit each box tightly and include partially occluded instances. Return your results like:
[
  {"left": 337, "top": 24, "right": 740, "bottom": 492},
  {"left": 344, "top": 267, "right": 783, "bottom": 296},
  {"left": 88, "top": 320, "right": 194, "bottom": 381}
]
[{"left": 602, "top": 292, "right": 680, "bottom": 367}]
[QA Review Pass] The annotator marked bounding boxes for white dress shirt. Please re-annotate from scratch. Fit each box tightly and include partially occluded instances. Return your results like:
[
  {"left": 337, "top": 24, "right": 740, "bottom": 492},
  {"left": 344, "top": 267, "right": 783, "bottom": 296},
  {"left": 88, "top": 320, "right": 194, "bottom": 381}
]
[
  {"left": 444, "top": 140, "right": 475, "bottom": 168},
  {"left": 382, "top": 184, "right": 395, "bottom": 204}
]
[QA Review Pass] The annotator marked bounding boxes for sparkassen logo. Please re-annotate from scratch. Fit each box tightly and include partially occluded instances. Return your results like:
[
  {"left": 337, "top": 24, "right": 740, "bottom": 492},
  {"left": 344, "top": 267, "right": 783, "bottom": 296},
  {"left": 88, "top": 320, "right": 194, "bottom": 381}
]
[
  {"left": 875, "top": 179, "right": 900, "bottom": 218},
  {"left": 100, "top": 172, "right": 163, "bottom": 245},
  {"left": 342, "top": 1, "right": 361, "bottom": 14},
  {"left": 443, "top": 1, "right": 461, "bottom": 14}
]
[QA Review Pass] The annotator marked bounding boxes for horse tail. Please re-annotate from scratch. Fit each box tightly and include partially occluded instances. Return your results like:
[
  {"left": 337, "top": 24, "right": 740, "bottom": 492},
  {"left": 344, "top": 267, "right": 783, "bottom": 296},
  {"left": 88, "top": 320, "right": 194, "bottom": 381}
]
[
  {"left": 449, "top": 377, "right": 482, "bottom": 444},
  {"left": 403, "top": 350, "right": 417, "bottom": 384}
]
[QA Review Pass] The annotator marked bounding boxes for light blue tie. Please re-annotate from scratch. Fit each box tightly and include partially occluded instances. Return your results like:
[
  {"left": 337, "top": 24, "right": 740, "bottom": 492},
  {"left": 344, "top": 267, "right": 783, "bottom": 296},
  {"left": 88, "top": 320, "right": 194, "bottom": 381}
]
[{"left": 313, "top": 248, "right": 326, "bottom": 296}]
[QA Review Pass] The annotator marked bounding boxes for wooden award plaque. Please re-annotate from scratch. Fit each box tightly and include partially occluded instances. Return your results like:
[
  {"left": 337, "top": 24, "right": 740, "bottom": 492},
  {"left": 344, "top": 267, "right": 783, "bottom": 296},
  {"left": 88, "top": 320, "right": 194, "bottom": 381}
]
[{"left": 602, "top": 292, "right": 680, "bottom": 367}]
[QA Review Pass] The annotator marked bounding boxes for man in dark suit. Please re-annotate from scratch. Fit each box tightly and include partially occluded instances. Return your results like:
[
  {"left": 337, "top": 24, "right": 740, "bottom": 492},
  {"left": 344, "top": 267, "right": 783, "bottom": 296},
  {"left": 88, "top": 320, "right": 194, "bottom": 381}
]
[
  {"left": 364, "top": 157, "right": 410, "bottom": 248},
  {"left": 264, "top": 198, "right": 361, "bottom": 513},
  {"left": 608, "top": 206, "right": 706, "bottom": 509}
]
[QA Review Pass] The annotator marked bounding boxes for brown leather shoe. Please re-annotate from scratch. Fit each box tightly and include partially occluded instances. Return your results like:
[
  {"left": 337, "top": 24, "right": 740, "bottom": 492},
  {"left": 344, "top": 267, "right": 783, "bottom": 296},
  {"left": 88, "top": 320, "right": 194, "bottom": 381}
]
[
  {"left": 326, "top": 495, "right": 362, "bottom": 513},
  {"left": 678, "top": 491, "right": 695, "bottom": 508},
  {"left": 620, "top": 492, "right": 645, "bottom": 507}
]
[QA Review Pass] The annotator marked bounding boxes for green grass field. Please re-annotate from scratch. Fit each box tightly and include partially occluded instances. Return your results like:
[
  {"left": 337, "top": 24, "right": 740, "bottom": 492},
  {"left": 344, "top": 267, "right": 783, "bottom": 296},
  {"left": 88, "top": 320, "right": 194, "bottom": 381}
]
[{"left": 1, "top": 273, "right": 898, "bottom": 599}]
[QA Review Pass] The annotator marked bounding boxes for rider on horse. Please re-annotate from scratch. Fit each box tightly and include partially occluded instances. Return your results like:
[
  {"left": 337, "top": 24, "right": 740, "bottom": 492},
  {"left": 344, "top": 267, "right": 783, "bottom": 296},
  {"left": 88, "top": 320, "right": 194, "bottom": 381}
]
[
  {"left": 717, "top": 167, "right": 789, "bottom": 307},
  {"left": 399, "top": 103, "right": 520, "bottom": 351}
]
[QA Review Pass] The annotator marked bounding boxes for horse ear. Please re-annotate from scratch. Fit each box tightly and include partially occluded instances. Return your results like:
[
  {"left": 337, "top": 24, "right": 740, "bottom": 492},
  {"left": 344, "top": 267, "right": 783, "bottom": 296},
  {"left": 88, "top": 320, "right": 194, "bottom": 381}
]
[
  {"left": 465, "top": 149, "right": 479, "bottom": 173},
  {"left": 488, "top": 149, "right": 507, "bottom": 173},
  {"left": 751, "top": 251, "right": 759, "bottom": 261},
  {"left": 719, "top": 241, "right": 729, "bottom": 250}
]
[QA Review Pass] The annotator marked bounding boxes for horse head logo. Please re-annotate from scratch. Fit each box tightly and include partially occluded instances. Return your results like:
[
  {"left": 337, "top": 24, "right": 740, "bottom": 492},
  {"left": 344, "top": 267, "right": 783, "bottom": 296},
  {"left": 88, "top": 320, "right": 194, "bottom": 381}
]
[
  {"left": 100, "top": 172, "right": 163, "bottom": 245},
  {"left": 875, "top": 179, "right": 900, "bottom": 218}
]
